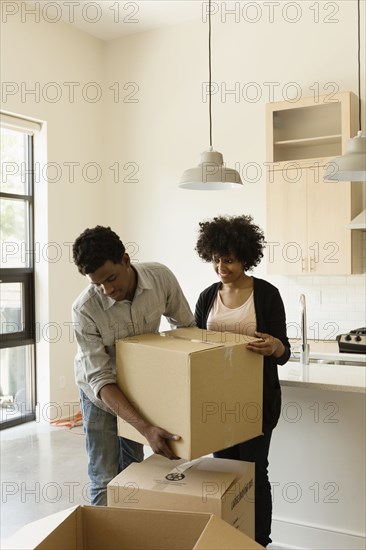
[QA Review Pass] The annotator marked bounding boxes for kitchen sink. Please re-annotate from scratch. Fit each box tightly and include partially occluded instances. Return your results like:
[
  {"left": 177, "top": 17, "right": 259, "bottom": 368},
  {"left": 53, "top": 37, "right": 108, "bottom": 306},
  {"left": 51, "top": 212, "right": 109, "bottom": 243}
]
[{"left": 288, "top": 351, "right": 366, "bottom": 367}]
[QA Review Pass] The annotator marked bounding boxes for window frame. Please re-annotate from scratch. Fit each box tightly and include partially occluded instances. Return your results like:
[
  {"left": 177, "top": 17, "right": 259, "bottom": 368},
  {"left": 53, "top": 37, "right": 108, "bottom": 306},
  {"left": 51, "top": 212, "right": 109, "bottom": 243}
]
[
  {"left": 0, "top": 125, "right": 37, "bottom": 428},
  {"left": 1, "top": 134, "right": 35, "bottom": 349}
]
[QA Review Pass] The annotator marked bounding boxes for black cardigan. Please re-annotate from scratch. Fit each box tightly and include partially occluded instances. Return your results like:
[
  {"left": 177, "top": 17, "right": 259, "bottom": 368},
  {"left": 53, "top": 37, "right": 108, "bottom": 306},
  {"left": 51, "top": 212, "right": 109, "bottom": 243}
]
[{"left": 195, "top": 277, "right": 291, "bottom": 431}]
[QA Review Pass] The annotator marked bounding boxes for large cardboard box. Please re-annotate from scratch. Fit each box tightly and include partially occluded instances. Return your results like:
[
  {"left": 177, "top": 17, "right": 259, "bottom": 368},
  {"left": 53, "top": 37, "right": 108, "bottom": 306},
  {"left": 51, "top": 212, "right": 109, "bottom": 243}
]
[
  {"left": 4, "top": 505, "right": 265, "bottom": 549},
  {"left": 116, "top": 327, "right": 263, "bottom": 459},
  {"left": 107, "top": 454, "right": 255, "bottom": 538}
]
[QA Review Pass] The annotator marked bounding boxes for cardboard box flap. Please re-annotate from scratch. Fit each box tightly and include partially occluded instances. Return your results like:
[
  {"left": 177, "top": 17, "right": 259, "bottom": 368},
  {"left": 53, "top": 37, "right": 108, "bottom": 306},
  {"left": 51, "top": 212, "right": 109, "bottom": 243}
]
[
  {"left": 5, "top": 506, "right": 260, "bottom": 550},
  {"left": 82, "top": 506, "right": 211, "bottom": 549},
  {"left": 3, "top": 507, "right": 78, "bottom": 550},
  {"left": 162, "top": 328, "right": 260, "bottom": 348},
  {"left": 117, "top": 328, "right": 260, "bottom": 355},
  {"left": 164, "top": 327, "right": 258, "bottom": 342},
  {"left": 117, "top": 331, "right": 225, "bottom": 354},
  {"left": 191, "top": 456, "right": 252, "bottom": 479},
  {"left": 109, "top": 455, "right": 237, "bottom": 499},
  {"left": 194, "top": 514, "right": 264, "bottom": 549}
]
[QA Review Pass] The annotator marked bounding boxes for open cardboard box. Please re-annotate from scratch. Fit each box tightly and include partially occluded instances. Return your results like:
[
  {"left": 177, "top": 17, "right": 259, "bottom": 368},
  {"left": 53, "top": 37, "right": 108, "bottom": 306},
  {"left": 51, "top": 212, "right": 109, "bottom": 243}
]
[
  {"left": 4, "top": 505, "right": 264, "bottom": 549},
  {"left": 116, "top": 327, "right": 263, "bottom": 459},
  {"left": 108, "top": 454, "right": 255, "bottom": 538}
]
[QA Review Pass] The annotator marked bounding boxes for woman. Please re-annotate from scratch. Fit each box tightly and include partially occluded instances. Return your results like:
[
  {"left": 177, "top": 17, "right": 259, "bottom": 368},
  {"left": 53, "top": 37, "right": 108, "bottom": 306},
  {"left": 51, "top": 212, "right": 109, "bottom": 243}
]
[{"left": 195, "top": 215, "right": 290, "bottom": 548}]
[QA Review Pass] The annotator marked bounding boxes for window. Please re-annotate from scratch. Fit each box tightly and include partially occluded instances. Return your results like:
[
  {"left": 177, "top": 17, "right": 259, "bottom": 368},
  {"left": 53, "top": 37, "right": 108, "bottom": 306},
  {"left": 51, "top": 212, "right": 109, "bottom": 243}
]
[{"left": 0, "top": 117, "right": 38, "bottom": 428}]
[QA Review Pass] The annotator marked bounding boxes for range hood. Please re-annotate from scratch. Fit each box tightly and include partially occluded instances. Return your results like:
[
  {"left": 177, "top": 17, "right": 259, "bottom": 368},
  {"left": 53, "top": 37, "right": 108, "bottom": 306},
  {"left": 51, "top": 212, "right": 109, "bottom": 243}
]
[{"left": 348, "top": 209, "right": 366, "bottom": 230}]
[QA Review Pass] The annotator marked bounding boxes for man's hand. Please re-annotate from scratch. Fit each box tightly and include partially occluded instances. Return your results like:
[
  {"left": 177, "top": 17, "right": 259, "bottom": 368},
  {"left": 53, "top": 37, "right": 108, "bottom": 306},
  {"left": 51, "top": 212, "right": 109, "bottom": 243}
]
[
  {"left": 99, "top": 384, "right": 181, "bottom": 459},
  {"left": 142, "top": 425, "right": 181, "bottom": 460}
]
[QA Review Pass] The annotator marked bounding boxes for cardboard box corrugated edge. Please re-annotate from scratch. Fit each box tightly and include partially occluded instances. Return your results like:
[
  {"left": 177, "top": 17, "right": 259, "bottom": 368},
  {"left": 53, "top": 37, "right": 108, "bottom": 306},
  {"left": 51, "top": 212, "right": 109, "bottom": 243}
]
[{"left": 195, "top": 514, "right": 264, "bottom": 549}]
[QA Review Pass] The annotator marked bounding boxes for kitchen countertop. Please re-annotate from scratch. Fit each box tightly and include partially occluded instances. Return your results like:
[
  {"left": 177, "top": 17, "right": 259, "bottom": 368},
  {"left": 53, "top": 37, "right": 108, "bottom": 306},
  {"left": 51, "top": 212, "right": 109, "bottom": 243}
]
[{"left": 279, "top": 340, "right": 366, "bottom": 393}]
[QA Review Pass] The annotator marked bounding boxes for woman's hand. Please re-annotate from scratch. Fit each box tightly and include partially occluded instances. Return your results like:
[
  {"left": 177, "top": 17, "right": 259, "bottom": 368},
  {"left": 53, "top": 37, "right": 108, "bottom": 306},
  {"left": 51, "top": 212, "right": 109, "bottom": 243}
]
[{"left": 246, "top": 331, "right": 285, "bottom": 358}]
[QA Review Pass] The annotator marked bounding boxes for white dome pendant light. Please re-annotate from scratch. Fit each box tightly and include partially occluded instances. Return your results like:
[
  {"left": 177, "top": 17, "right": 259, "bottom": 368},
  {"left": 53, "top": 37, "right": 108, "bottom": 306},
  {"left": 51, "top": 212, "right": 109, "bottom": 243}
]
[
  {"left": 326, "top": 0, "right": 366, "bottom": 182},
  {"left": 179, "top": 0, "right": 242, "bottom": 190}
]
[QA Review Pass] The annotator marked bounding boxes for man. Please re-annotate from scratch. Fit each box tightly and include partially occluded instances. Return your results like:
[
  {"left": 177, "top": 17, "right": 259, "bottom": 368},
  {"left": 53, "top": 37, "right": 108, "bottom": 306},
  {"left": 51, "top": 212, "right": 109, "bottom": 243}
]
[{"left": 72, "top": 226, "right": 195, "bottom": 505}]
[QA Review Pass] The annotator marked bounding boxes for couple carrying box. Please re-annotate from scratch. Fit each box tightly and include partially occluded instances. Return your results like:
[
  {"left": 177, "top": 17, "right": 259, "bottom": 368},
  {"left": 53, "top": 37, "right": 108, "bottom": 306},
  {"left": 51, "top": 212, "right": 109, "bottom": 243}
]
[{"left": 71, "top": 216, "right": 290, "bottom": 548}]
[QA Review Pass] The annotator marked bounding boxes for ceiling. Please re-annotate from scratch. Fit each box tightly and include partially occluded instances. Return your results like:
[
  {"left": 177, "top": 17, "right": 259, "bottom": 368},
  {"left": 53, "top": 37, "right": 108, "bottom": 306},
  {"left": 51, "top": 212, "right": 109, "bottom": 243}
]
[{"left": 30, "top": 1, "right": 204, "bottom": 41}]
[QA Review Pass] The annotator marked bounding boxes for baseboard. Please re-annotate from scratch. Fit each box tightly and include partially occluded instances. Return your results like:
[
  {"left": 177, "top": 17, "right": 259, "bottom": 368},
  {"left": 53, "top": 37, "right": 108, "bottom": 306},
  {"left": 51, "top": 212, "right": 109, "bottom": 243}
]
[{"left": 271, "top": 517, "right": 366, "bottom": 549}]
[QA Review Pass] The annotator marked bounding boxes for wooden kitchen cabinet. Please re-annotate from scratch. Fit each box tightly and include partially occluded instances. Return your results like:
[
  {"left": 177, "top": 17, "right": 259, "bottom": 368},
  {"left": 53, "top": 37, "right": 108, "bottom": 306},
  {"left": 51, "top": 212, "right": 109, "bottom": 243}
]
[
  {"left": 266, "top": 166, "right": 363, "bottom": 275},
  {"left": 265, "top": 91, "right": 364, "bottom": 275},
  {"left": 266, "top": 91, "right": 358, "bottom": 167}
]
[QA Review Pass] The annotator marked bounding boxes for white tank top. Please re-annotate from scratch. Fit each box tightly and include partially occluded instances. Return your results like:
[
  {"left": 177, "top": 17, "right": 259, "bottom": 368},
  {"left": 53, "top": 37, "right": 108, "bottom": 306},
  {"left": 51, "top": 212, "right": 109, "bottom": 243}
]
[{"left": 207, "top": 290, "right": 257, "bottom": 337}]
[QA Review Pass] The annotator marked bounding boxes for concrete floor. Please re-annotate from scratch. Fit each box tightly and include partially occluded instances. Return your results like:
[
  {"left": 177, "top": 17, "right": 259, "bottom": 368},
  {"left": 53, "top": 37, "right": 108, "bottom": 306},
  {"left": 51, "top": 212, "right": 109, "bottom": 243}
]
[
  {"left": 0, "top": 420, "right": 158, "bottom": 547},
  {"left": 1, "top": 420, "right": 90, "bottom": 545}
]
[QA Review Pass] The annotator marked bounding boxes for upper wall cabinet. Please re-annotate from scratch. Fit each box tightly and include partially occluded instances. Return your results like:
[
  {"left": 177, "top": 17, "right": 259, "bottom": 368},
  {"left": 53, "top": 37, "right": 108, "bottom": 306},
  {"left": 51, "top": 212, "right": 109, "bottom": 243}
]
[
  {"left": 265, "top": 92, "right": 364, "bottom": 275},
  {"left": 266, "top": 91, "right": 359, "bottom": 168}
]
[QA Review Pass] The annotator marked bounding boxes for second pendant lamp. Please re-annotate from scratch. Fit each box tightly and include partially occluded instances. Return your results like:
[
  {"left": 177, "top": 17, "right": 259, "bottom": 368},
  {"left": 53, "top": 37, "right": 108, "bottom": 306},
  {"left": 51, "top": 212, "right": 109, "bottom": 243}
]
[
  {"left": 179, "top": 0, "right": 242, "bottom": 190},
  {"left": 326, "top": 0, "right": 366, "bottom": 182}
]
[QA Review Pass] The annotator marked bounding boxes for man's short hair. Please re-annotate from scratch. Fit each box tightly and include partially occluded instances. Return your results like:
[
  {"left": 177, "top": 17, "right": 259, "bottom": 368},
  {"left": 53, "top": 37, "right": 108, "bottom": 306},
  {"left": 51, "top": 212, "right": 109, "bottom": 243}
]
[{"left": 72, "top": 226, "right": 125, "bottom": 275}]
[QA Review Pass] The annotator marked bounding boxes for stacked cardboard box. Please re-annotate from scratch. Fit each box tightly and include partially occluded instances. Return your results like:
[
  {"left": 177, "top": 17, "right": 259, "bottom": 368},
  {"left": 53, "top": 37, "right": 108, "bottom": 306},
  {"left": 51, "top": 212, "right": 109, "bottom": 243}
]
[{"left": 108, "top": 454, "right": 255, "bottom": 538}]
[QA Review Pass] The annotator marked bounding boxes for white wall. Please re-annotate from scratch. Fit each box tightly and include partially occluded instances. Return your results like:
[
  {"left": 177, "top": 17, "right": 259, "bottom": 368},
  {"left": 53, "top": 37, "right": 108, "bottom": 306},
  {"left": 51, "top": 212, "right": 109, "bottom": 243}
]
[
  {"left": 1, "top": 6, "right": 106, "bottom": 418},
  {"left": 1, "top": 1, "right": 365, "bottom": 420},
  {"left": 104, "top": 1, "right": 366, "bottom": 340}
]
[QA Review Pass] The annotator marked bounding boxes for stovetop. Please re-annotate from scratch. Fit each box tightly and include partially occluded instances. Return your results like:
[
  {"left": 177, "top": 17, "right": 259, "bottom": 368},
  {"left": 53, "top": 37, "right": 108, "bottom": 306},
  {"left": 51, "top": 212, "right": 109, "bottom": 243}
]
[{"left": 337, "top": 327, "right": 366, "bottom": 354}]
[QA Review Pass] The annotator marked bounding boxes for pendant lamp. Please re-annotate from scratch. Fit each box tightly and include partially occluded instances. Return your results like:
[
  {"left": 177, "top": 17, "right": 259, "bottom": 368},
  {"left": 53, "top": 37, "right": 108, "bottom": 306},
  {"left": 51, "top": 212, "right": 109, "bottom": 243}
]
[
  {"left": 179, "top": 0, "right": 242, "bottom": 190},
  {"left": 326, "top": 0, "right": 366, "bottom": 182}
]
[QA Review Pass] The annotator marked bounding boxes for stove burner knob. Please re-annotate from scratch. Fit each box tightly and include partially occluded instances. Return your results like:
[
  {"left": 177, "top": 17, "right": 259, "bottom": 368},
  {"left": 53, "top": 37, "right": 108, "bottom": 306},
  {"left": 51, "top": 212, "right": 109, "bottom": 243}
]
[
  {"left": 355, "top": 335, "right": 362, "bottom": 342},
  {"left": 345, "top": 334, "right": 352, "bottom": 341}
]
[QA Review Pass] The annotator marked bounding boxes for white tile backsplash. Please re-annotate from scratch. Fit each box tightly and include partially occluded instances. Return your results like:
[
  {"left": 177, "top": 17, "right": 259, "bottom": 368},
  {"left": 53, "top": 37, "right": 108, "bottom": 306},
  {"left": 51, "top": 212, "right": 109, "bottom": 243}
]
[
  {"left": 265, "top": 274, "right": 366, "bottom": 340},
  {"left": 347, "top": 293, "right": 365, "bottom": 303},
  {"left": 329, "top": 294, "right": 348, "bottom": 303}
]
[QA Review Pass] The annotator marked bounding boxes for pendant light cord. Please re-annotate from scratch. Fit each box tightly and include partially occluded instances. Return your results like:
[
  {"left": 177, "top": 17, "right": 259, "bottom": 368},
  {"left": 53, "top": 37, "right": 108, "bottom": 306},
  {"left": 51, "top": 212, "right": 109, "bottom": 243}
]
[
  {"left": 207, "top": 3, "right": 362, "bottom": 146},
  {"left": 208, "top": 0, "right": 213, "bottom": 147},
  {"left": 357, "top": 0, "right": 361, "bottom": 132}
]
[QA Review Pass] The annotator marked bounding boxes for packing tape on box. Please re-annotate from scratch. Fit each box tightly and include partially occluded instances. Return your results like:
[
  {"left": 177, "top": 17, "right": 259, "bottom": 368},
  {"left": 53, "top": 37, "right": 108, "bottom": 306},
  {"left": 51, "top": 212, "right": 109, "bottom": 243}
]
[
  {"left": 224, "top": 347, "right": 234, "bottom": 380},
  {"left": 224, "top": 425, "right": 235, "bottom": 449},
  {"left": 159, "top": 332, "right": 219, "bottom": 346},
  {"left": 150, "top": 458, "right": 204, "bottom": 492}
]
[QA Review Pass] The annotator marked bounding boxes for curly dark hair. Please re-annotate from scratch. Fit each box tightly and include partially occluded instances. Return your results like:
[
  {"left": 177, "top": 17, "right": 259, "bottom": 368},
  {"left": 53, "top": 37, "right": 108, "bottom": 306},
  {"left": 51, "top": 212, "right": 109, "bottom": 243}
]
[
  {"left": 72, "top": 226, "right": 125, "bottom": 275},
  {"left": 195, "top": 215, "right": 265, "bottom": 271}
]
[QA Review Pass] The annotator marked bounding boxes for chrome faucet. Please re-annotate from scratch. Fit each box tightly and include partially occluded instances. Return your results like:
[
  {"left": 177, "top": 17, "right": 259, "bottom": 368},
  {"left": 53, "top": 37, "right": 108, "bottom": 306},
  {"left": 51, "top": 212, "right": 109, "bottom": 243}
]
[{"left": 300, "top": 294, "right": 310, "bottom": 365}]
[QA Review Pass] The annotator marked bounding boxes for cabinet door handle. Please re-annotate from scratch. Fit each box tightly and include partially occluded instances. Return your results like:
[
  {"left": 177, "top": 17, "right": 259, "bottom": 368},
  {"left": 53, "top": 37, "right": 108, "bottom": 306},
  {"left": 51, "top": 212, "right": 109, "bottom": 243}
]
[{"left": 302, "top": 258, "right": 307, "bottom": 272}]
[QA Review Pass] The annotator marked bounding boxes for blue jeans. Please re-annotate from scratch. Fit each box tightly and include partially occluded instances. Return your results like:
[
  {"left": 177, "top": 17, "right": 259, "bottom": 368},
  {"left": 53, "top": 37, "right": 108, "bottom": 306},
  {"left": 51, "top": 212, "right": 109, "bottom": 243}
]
[{"left": 80, "top": 390, "right": 144, "bottom": 506}]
